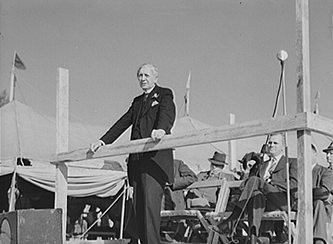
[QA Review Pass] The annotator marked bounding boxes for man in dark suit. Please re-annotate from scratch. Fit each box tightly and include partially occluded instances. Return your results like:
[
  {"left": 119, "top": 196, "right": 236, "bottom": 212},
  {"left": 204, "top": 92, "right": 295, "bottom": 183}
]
[
  {"left": 161, "top": 159, "right": 197, "bottom": 242},
  {"left": 186, "top": 151, "right": 235, "bottom": 208},
  {"left": 162, "top": 159, "right": 197, "bottom": 211},
  {"left": 323, "top": 141, "right": 333, "bottom": 170},
  {"left": 90, "top": 63, "right": 176, "bottom": 244},
  {"left": 215, "top": 133, "right": 298, "bottom": 244},
  {"left": 311, "top": 144, "right": 333, "bottom": 244}
]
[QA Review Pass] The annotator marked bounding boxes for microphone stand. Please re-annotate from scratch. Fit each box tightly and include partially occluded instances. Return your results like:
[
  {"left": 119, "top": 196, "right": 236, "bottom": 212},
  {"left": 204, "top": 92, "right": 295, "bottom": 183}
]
[{"left": 278, "top": 51, "right": 292, "bottom": 244}]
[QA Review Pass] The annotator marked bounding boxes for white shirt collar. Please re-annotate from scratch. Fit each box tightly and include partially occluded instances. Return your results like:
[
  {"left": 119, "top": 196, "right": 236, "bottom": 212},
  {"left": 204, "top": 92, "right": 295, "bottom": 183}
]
[{"left": 143, "top": 85, "right": 156, "bottom": 95}]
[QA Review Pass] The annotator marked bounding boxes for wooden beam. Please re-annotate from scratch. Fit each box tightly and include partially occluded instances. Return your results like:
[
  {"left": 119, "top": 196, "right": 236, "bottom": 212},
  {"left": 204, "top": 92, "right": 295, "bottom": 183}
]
[
  {"left": 295, "top": 0, "right": 312, "bottom": 243},
  {"left": 52, "top": 113, "right": 311, "bottom": 163},
  {"left": 55, "top": 67, "right": 69, "bottom": 242},
  {"left": 309, "top": 113, "right": 333, "bottom": 137}
]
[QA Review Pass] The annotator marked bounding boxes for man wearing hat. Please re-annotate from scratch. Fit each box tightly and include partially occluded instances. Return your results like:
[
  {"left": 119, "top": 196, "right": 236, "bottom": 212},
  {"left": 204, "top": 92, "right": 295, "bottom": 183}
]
[
  {"left": 323, "top": 142, "right": 333, "bottom": 170},
  {"left": 186, "top": 151, "right": 235, "bottom": 208},
  {"left": 310, "top": 144, "right": 333, "bottom": 244}
]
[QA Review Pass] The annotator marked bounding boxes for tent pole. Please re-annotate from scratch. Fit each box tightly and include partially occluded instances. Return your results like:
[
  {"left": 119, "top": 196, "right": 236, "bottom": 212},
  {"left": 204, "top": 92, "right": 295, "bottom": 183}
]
[
  {"left": 228, "top": 113, "right": 237, "bottom": 171},
  {"left": 8, "top": 165, "right": 17, "bottom": 212},
  {"left": 119, "top": 180, "right": 128, "bottom": 239}
]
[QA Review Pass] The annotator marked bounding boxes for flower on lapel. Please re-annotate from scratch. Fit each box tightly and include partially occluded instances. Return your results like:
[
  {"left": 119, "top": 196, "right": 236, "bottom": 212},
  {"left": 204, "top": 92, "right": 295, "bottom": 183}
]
[
  {"left": 152, "top": 93, "right": 160, "bottom": 99},
  {"left": 151, "top": 100, "right": 159, "bottom": 107}
]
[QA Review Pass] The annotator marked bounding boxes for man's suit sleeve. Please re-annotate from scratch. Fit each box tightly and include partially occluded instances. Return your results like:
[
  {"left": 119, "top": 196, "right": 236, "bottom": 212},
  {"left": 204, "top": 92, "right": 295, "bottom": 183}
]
[
  {"left": 321, "top": 168, "right": 333, "bottom": 193},
  {"left": 156, "top": 88, "right": 176, "bottom": 133},
  {"left": 100, "top": 105, "right": 133, "bottom": 144},
  {"left": 172, "top": 160, "right": 197, "bottom": 191}
]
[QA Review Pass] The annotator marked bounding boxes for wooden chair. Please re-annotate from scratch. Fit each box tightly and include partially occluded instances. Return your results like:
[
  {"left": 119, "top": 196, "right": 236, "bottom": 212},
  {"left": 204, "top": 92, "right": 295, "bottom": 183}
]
[
  {"left": 160, "top": 178, "right": 232, "bottom": 243},
  {"left": 206, "top": 180, "right": 298, "bottom": 244}
]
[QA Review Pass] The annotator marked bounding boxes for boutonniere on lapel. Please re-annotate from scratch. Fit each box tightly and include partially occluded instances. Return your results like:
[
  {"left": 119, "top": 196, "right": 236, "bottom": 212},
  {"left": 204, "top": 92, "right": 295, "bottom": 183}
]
[{"left": 151, "top": 93, "right": 159, "bottom": 107}]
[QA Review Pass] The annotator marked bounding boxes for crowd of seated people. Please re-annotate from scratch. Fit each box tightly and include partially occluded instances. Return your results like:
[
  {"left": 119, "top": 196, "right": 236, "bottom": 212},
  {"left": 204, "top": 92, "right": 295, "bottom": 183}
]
[
  {"left": 65, "top": 136, "right": 333, "bottom": 244},
  {"left": 160, "top": 135, "right": 333, "bottom": 244}
]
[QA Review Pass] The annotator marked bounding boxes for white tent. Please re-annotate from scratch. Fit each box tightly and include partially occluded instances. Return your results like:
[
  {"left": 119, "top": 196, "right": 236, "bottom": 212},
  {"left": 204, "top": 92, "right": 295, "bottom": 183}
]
[{"left": 0, "top": 100, "right": 126, "bottom": 198}]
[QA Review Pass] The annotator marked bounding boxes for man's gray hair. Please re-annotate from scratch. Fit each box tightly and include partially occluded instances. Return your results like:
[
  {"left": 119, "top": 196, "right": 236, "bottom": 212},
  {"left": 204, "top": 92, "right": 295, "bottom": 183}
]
[{"left": 137, "top": 63, "right": 159, "bottom": 78}]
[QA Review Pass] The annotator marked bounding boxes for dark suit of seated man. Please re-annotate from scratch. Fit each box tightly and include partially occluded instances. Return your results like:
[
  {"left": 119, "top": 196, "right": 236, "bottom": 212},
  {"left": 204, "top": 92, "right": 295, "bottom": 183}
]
[
  {"left": 185, "top": 151, "right": 235, "bottom": 209},
  {"left": 162, "top": 159, "right": 197, "bottom": 211},
  {"left": 295, "top": 144, "right": 333, "bottom": 244},
  {"left": 215, "top": 133, "right": 298, "bottom": 244}
]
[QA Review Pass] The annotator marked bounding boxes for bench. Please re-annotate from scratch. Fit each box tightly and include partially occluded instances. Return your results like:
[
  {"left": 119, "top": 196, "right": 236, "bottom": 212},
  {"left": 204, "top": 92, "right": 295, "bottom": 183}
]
[{"left": 160, "top": 178, "right": 231, "bottom": 243}]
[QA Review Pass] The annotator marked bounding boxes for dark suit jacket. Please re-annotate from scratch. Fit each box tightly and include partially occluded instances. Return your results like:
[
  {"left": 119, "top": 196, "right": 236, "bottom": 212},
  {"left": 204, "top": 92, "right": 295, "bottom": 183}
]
[
  {"left": 312, "top": 164, "right": 333, "bottom": 191},
  {"left": 312, "top": 164, "right": 333, "bottom": 242},
  {"left": 163, "top": 159, "right": 197, "bottom": 210},
  {"left": 249, "top": 155, "right": 298, "bottom": 193},
  {"left": 100, "top": 85, "right": 176, "bottom": 184}
]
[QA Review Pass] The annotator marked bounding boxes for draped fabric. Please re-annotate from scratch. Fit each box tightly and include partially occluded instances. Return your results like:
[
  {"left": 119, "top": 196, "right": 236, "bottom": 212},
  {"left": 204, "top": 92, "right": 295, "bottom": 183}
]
[{"left": 1, "top": 159, "right": 127, "bottom": 198}]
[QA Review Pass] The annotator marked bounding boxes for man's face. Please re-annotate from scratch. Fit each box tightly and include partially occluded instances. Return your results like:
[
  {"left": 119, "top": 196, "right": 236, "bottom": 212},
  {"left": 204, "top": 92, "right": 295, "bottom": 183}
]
[
  {"left": 267, "top": 134, "right": 284, "bottom": 157},
  {"left": 137, "top": 66, "right": 157, "bottom": 91},
  {"left": 326, "top": 151, "right": 333, "bottom": 165},
  {"left": 210, "top": 163, "right": 224, "bottom": 175}
]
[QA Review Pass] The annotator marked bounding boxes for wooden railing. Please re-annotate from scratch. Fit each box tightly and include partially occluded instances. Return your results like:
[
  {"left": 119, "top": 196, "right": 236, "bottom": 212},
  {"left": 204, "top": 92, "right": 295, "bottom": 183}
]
[{"left": 51, "top": 111, "right": 333, "bottom": 243}]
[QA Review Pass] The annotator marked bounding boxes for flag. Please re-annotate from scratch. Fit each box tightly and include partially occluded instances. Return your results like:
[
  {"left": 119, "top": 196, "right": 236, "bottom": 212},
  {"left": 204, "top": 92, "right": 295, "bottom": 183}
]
[
  {"left": 314, "top": 89, "right": 321, "bottom": 100},
  {"left": 14, "top": 53, "right": 26, "bottom": 70}
]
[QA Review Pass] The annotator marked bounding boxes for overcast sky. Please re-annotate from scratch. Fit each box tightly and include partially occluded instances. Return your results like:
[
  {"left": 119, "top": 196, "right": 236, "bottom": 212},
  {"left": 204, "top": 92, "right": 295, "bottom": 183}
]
[{"left": 1, "top": 0, "right": 332, "bottom": 164}]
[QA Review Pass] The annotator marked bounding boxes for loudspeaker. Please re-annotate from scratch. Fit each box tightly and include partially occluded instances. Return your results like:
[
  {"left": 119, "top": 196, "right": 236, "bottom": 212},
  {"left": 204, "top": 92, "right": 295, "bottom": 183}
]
[{"left": 0, "top": 208, "right": 62, "bottom": 244}]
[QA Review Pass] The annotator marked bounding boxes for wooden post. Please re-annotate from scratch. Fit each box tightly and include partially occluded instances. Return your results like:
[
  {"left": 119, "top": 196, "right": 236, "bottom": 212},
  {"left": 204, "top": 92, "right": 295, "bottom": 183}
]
[
  {"left": 295, "top": 0, "right": 313, "bottom": 243},
  {"left": 55, "top": 68, "right": 69, "bottom": 242},
  {"left": 228, "top": 113, "right": 237, "bottom": 171}
]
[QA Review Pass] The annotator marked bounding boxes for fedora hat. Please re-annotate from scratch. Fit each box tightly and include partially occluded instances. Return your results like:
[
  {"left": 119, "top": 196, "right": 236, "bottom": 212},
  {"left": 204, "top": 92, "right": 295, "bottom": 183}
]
[
  {"left": 323, "top": 142, "right": 333, "bottom": 153},
  {"left": 208, "top": 151, "right": 227, "bottom": 165}
]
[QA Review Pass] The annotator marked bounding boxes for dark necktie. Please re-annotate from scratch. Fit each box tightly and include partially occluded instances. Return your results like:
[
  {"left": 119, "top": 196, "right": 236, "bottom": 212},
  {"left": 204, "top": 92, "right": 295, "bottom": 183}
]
[
  {"left": 143, "top": 93, "right": 148, "bottom": 106},
  {"left": 140, "top": 93, "right": 148, "bottom": 116}
]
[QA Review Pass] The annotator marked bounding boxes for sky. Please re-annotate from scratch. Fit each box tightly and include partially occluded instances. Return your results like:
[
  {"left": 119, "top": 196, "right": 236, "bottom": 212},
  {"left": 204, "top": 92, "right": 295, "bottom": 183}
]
[{"left": 1, "top": 0, "right": 333, "bottom": 165}]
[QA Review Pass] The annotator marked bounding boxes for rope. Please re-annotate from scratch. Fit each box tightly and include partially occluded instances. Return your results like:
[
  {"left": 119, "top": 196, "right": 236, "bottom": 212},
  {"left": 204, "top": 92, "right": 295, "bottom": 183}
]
[{"left": 79, "top": 185, "right": 129, "bottom": 239}]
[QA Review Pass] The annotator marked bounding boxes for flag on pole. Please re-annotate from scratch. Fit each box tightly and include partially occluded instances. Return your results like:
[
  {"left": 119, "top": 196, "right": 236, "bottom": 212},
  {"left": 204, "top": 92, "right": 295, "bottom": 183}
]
[
  {"left": 14, "top": 53, "right": 26, "bottom": 70},
  {"left": 314, "top": 89, "right": 321, "bottom": 100}
]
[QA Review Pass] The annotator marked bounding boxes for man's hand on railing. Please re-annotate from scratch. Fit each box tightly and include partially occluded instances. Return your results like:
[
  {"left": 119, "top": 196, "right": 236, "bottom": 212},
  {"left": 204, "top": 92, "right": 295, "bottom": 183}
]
[{"left": 151, "top": 129, "right": 166, "bottom": 141}]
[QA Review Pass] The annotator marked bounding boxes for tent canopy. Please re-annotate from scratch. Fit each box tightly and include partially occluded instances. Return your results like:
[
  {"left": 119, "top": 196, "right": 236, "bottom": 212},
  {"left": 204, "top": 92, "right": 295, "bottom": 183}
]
[{"left": 0, "top": 101, "right": 126, "bottom": 198}]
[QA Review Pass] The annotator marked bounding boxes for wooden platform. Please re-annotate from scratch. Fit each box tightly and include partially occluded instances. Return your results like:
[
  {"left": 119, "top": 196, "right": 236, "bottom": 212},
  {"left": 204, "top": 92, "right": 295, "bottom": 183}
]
[{"left": 66, "top": 239, "right": 128, "bottom": 244}]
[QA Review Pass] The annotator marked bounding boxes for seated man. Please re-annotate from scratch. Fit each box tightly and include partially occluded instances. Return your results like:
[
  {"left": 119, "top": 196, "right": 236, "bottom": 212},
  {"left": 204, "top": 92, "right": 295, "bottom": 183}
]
[
  {"left": 162, "top": 159, "right": 198, "bottom": 211},
  {"left": 309, "top": 144, "right": 333, "bottom": 244},
  {"left": 161, "top": 159, "right": 197, "bottom": 242},
  {"left": 323, "top": 141, "right": 333, "bottom": 170},
  {"left": 213, "top": 133, "right": 298, "bottom": 244},
  {"left": 186, "top": 151, "right": 235, "bottom": 209}
]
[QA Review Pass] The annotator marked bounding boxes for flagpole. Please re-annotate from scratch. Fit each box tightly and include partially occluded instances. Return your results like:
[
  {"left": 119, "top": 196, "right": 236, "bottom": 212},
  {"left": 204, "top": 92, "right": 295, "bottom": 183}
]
[
  {"left": 184, "top": 71, "right": 191, "bottom": 116},
  {"left": 9, "top": 50, "right": 17, "bottom": 102}
]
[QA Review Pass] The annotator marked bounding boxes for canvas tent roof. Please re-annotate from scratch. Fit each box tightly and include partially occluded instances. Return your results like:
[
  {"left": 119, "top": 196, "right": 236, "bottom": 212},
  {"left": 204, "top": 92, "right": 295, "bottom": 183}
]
[
  {"left": 1, "top": 100, "right": 109, "bottom": 161},
  {"left": 0, "top": 100, "right": 126, "bottom": 197}
]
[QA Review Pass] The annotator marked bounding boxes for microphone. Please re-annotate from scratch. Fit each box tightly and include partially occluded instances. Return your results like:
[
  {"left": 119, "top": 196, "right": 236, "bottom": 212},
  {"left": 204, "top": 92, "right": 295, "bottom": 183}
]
[{"left": 277, "top": 50, "right": 288, "bottom": 62}]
